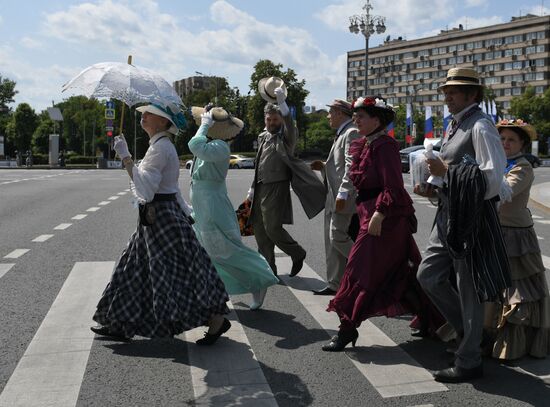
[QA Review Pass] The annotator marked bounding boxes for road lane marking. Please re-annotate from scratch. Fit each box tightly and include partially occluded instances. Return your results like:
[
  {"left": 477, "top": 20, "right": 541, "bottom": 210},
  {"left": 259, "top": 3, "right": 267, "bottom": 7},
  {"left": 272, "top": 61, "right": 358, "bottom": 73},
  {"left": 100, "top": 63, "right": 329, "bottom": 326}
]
[
  {"left": 536, "top": 220, "right": 550, "bottom": 225},
  {"left": 277, "top": 257, "right": 448, "bottom": 398},
  {"left": 86, "top": 207, "right": 100, "bottom": 212},
  {"left": 53, "top": 223, "right": 72, "bottom": 230},
  {"left": 542, "top": 255, "right": 550, "bottom": 270},
  {"left": 98, "top": 201, "right": 110, "bottom": 206},
  {"left": 532, "top": 215, "right": 543, "bottom": 219},
  {"left": 4, "top": 249, "right": 30, "bottom": 259},
  {"left": 117, "top": 192, "right": 127, "bottom": 196},
  {"left": 538, "top": 236, "right": 545, "bottom": 240},
  {"left": 0, "top": 264, "right": 15, "bottom": 279},
  {"left": 0, "top": 262, "right": 114, "bottom": 407},
  {"left": 72, "top": 214, "right": 88, "bottom": 220},
  {"left": 183, "top": 301, "right": 277, "bottom": 406},
  {"left": 107, "top": 196, "right": 119, "bottom": 200},
  {"left": 32, "top": 235, "right": 54, "bottom": 242}
]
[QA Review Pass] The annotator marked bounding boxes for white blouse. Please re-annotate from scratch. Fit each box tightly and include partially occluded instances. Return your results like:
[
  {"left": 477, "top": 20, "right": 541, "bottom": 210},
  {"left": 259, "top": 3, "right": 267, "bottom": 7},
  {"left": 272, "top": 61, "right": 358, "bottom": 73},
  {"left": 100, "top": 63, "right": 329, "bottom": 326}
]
[{"left": 131, "top": 131, "right": 192, "bottom": 216}]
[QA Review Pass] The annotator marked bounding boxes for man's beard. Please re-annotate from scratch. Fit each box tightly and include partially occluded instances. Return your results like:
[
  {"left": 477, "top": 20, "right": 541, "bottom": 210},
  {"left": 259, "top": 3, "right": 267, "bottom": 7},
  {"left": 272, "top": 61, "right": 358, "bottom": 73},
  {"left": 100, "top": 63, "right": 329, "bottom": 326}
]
[{"left": 267, "top": 124, "right": 282, "bottom": 134}]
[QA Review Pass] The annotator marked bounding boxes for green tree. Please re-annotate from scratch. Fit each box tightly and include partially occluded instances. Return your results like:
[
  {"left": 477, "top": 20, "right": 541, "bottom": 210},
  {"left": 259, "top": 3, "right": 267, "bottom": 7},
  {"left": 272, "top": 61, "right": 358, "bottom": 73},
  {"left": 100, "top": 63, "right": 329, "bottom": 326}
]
[
  {"left": 32, "top": 111, "right": 55, "bottom": 154},
  {"left": 247, "top": 60, "right": 309, "bottom": 150},
  {"left": 304, "top": 111, "right": 333, "bottom": 154},
  {"left": 6, "top": 103, "right": 38, "bottom": 152},
  {"left": 0, "top": 75, "right": 17, "bottom": 112},
  {"left": 510, "top": 86, "right": 550, "bottom": 154}
]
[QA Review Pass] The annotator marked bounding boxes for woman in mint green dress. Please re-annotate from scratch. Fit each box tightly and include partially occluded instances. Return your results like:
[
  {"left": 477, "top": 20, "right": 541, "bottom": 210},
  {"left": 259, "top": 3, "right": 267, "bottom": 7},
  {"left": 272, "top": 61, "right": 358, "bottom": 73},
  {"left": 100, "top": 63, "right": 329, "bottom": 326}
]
[{"left": 188, "top": 106, "right": 279, "bottom": 310}]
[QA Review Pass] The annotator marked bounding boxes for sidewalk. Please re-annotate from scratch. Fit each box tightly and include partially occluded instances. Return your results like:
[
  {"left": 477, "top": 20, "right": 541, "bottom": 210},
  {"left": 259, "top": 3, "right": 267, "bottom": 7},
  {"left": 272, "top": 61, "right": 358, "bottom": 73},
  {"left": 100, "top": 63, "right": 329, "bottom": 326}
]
[{"left": 530, "top": 181, "right": 550, "bottom": 212}]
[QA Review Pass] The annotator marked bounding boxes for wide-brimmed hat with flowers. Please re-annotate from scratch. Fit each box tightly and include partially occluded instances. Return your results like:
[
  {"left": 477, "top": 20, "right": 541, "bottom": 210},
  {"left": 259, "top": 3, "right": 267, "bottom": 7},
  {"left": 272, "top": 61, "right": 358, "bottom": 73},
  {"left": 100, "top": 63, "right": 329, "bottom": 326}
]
[
  {"left": 136, "top": 103, "right": 186, "bottom": 134},
  {"left": 191, "top": 106, "right": 244, "bottom": 141},
  {"left": 352, "top": 96, "right": 395, "bottom": 126},
  {"left": 438, "top": 67, "right": 484, "bottom": 91},
  {"left": 258, "top": 76, "right": 287, "bottom": 103},
  {"left": 496, "top": 119, "right": 537, "bottom": 140}
]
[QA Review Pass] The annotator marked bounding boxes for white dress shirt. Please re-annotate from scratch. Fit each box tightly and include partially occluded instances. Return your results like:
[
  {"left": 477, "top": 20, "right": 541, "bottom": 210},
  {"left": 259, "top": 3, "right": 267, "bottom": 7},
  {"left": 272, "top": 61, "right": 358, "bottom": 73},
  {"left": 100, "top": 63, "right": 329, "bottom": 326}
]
[
  {"left": 131, "top": 131, "right": 192, "bottom": 215},
  {"left": 452, "top": 103, "right": 507, "bottom": 199}
]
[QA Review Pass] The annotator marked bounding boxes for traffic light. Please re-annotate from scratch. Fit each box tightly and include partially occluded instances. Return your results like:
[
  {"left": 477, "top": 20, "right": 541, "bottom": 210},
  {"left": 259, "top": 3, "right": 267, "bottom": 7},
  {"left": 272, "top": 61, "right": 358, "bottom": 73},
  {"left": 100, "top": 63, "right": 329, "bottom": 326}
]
[{"left": 107, "top": 131, "right": 113, "bottom": 137}]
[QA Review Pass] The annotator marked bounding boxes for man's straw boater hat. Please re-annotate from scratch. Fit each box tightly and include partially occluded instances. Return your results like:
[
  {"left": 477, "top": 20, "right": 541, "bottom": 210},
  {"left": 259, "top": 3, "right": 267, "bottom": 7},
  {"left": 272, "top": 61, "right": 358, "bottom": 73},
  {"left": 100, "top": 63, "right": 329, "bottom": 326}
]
[
  {"left": 326, "top": 99, "right": 352, "bottom": 117},
  {"left": 258, "top": 76, "right": 288, "bottom": 103},
  {"left": 438, "top": 67, "right": 484, "bottom": 91},
  {"left": 496, "top": 119, "right": 537, "bottom": 140},
  {"left": 191, "top": 106, "right": 244, "bottom": 141}
]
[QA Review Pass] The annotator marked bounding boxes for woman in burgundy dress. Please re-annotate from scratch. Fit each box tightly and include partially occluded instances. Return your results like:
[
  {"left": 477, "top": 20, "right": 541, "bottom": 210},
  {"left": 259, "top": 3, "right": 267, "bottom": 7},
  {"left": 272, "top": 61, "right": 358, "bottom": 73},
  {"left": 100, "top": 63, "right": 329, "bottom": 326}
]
[{"left": 323, "top": 96, "right": 436, "bottom": 351}]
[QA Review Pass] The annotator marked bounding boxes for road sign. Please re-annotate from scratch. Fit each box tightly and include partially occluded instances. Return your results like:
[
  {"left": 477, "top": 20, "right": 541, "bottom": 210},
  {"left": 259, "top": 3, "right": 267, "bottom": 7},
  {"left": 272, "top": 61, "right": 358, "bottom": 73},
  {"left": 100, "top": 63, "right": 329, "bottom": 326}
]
[
  {"left": 105, "top": 109, "right": 115, "bottom": 119},
  {"left": 105, "top": 126, "right": 114, "bottom": 131},
  {"left": 105, "top": 101, "right": 115, "bottom": 109},
  {"left": 105, "top": 119, "right": 114, "bottom": 127}
]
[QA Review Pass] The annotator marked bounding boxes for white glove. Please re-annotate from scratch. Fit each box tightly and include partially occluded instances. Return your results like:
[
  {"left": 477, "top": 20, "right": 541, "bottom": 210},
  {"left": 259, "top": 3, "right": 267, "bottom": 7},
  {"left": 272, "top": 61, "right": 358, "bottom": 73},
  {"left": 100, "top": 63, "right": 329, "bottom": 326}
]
[
  {"left": 201, "top": 110, "right": 213, "bottom": 127},
  {"left": 113, "top": 135, "right": 131, "bottom": 160},
  {"left": 274, "top": 87, "right": 289, "bottom": 116},
  {"left": 274, "top": 87, "right": 286, "bottom": 104}
]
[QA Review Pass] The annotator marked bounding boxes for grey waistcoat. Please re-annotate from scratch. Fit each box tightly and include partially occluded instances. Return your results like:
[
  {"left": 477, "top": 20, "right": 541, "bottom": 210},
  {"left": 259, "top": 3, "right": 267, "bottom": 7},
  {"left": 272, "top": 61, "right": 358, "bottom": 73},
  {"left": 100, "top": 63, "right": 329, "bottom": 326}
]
[{"left": 439, "top": 109, "right": 486, "bottom": 165}]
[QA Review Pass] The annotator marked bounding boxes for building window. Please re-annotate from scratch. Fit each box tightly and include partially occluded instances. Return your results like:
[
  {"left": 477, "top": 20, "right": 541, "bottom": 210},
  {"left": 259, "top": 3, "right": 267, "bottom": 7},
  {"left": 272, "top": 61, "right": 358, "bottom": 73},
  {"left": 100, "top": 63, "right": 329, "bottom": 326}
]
[
  {"left": 473, "top": 53, "right": 482, "bottom": 61},
  {"left": 494, "top": 38, "right": 503, "bottom": 46},
  {"left": 418, "top": 49, "right": 429, "bottom": 57},
  {"left": 535, "top": 86, "right": 544, "bottom": 94},
  {"left": 485, "top": 52, "right": 493, "bottom": 60},
  {"left": 493, "top": 50, "right": 503, "bottom": 58},
  {"left": 536, "top": 59, "right": 545, "bottom": 67},
  {"left": 449, "top": 45, "right": 457, "bottom": 52},
  {"left": 474, "top": 41, "right": 483, "bottom": 49},
  {"left": 526, "top": 32, "right": 538, "bottom": 40},
  {"left": 513, "top": 61, "right": 523, "bottom": 69},
  {"left": 537, "top": 31, "right": 546, "bottom": 39},
  {"left": 536, "top": 72, "right": 545, "bottom": 80},
  {"left": 525, "top": 46, "right": 536, "bottom": 55},
  {"left": 504, "top": 88, "right": 512, "bottom": 96},
  {"left": 504, "top": 62, "right": 513, "bottom": 70},
  {"left": 513, "top": 48, "right": 522, "bottom": 56},
  {"left": 513, "top": 34, "right": 523, "bottom": 43},
  {"left": 513, "top": 74, "right": 523, "bottom": 81},
  {"left": 457, "top": 43, "right": 465, "bottom": 51},
  {"left": 439, "top": 46, "right": 447, "bottom": 54},
  {"left": 466, "top": 42, "right": 474, "bottom": 50},
  {"left": 512, "top": 88, "right": 522, "bottom": 96},
  {"left": 504, "top": 36, "right": 513, "bottom": 44},
  {"left": 536, "top": 45, "right": 546, "bottom": 53},
  {"left": 502, "top": 101, "right": 511, "bottom": 109},
  {"left": 456, "top": 56, "right": 464, "bottom": 63},
  {"left": 432, "top": 48, "right": 439, "bottom": 56},
  {"left": 504, "top": 49, "right": 513, "bottom": 57},
  {"left": 404, "top": 52, "right": 414, "bottom": 59},
  {"left": 448, "top": 57, "right": 457, "bottom": 65},
  {"left": 504, "top": 75, "right": 512, "bottom": 82}
]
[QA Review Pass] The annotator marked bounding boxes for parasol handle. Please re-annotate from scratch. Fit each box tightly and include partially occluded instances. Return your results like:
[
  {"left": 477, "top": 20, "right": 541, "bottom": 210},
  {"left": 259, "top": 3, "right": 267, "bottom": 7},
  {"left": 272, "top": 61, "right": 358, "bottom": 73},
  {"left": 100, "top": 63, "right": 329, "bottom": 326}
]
[{"left": 119, "top": 55, "right": 133, "bottom": 135}]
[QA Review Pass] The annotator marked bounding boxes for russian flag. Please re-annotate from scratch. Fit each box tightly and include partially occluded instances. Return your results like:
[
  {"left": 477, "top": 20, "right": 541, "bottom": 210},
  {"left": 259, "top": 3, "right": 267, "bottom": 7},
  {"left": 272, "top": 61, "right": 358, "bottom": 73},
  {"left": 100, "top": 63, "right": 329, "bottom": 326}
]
[
  {"left": 424, "top": 106, "right": 434, "bottom": 139},
  {"left": 490, "top": 100, "right": 497, "bottom": 123},
  {"left": 443, "top": 105, "right": 451, "bottom": 137},
  {"left": 406, "top": 103, "right": 412, "bottom": 144},
  {"left": 386, "top": 121, "right": 395, "bottom": 138}
]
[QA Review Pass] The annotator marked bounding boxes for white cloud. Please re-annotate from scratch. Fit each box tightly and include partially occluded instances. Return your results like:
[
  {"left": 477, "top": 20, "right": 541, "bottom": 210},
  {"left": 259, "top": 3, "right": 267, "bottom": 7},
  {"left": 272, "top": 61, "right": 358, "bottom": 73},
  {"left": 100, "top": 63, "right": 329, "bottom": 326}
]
[
  {"left": 39, "top": 0, "right": 345, "bottom": 109},
  {"left": 20, "top": 37, "right": 42, "bottom": 49},
  {"left": 465, "top": 0, "right": 485, "bottom": 7},
  {"left": 315, "top": 0, "right": 454, "bottom": 39}
]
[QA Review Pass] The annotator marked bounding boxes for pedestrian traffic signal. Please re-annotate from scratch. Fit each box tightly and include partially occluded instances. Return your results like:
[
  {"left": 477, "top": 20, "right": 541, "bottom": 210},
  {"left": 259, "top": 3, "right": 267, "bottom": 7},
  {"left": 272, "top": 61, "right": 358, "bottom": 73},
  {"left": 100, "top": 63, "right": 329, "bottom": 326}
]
[{"left": 107, "top": 131, "right": 113, "bottom": 137}]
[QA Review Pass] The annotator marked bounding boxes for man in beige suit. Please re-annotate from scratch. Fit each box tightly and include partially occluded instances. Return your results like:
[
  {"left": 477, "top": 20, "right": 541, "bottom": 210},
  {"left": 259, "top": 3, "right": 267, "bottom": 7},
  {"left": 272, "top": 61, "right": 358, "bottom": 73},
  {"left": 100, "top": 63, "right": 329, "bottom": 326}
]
[{"left": 310, "top": 99, "right": 360, "bottom": 295}]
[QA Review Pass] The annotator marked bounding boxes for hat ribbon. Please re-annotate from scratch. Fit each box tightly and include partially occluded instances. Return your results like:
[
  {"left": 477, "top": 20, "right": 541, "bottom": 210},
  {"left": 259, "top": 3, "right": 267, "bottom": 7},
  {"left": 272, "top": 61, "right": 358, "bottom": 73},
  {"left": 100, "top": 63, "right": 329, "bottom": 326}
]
[{"left": 446, "top": 75, "right": 480, "bottom": 84}]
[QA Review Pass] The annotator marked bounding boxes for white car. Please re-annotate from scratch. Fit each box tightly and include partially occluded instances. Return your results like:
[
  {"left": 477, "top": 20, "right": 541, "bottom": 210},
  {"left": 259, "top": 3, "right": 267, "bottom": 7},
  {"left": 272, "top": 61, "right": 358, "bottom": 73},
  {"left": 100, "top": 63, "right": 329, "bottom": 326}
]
[{"left": 229, "top": 154, "right": 255, "bottom": 169}]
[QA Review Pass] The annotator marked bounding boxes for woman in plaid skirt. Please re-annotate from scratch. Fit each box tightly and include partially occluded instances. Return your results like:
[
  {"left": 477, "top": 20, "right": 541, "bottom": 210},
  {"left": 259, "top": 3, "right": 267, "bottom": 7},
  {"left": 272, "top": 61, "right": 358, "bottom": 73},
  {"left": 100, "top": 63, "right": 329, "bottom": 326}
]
[{"left": 90, "top": 103, "right": 231, "bottom": 345}]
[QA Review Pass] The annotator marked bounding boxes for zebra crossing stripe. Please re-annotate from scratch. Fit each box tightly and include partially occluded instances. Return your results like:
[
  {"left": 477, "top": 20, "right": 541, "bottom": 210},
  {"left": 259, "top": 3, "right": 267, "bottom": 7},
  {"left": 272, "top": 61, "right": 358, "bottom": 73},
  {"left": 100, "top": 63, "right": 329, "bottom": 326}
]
[
  {"left": 0, "top": 262, "right": 114, "bottom": 407},
  {"left": 277, "top": 257, "right": 448, "bottom": 398},
  {"left": 183, "top": 301, "right": 277, "bottom": 406},
  {"left": 0, "top": 264, "right": 15, "bottom": 280}
]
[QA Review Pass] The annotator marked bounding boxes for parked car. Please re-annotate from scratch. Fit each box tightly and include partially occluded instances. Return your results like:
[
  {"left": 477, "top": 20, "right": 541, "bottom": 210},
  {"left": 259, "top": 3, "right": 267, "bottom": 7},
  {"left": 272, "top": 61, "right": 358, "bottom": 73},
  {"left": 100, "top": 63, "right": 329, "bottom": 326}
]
[{"left": 229, "top": 154, "right": 255, "bottom": 169}]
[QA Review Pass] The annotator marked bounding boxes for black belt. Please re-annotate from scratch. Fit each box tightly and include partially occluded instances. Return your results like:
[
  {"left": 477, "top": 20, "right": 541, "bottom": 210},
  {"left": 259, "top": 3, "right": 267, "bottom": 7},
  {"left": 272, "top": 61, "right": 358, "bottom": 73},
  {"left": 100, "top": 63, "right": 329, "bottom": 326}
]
[
  {"left": 152, "top": 193, "right": 177, "bottom": 202},
  {"left": 356, "top": 188, "right": 383, "bottom": 203}
]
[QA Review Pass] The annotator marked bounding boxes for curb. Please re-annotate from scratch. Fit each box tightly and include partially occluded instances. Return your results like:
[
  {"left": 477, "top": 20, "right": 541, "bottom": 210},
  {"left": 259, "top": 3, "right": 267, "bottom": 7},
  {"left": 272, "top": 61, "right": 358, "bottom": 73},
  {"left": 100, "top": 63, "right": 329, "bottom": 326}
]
[{"left": 530, "top": 182, "right": 550, "bottom": 213}]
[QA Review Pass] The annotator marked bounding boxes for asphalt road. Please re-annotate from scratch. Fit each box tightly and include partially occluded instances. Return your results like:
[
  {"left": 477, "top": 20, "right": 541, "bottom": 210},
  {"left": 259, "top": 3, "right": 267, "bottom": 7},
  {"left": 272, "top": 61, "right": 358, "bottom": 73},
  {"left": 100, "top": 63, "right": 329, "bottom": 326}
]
[{"left": 0, "top": 167, "right": 549, "bottom": 406}]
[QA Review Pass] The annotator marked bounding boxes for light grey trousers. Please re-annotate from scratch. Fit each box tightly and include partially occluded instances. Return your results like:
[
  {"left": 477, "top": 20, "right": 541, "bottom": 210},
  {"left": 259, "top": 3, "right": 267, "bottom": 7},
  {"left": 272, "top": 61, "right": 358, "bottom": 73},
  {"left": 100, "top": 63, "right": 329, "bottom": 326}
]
[
  {"left": 417, "top": 211, "right": 484, "bottom": 369},
  {"left": 252, "top": 181, "right": 306, "bottom": 274},
  {"left": 324, "top": 209, "right": 354, "bottom": 291}
]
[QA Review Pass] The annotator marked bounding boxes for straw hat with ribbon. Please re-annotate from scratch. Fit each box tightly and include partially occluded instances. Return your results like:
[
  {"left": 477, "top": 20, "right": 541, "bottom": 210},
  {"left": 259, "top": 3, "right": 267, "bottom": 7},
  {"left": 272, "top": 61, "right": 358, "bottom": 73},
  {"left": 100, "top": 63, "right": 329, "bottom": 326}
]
[
  {"left": 438, "top": 67, "right": 484, "bottom": 90},
  {"left": 191, "top": 106, "right": 244, "bottom": 140},
  {"left": 258, "top": 76, "right": 287, "bottom": 103},
  {"left": 496, "top": 119, "right": 537, "bottom": 140}
]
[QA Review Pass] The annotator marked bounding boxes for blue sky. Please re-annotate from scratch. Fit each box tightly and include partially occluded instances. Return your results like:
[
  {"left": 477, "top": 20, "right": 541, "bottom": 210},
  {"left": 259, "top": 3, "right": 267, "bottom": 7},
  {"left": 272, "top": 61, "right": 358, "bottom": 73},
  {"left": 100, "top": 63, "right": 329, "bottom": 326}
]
[{"left": 0, "top": 0, "right": 548, "bottom": 112}]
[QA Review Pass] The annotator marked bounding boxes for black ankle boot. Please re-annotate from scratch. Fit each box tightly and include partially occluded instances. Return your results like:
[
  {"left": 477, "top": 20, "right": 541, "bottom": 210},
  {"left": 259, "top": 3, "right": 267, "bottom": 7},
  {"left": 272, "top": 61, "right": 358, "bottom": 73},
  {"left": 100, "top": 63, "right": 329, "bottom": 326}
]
[
  {"left": 322, "top": 328, "right": 358, "bottom": 352},
  {"left": 196, "top": 318, "right": 231, "bottom": 346}
]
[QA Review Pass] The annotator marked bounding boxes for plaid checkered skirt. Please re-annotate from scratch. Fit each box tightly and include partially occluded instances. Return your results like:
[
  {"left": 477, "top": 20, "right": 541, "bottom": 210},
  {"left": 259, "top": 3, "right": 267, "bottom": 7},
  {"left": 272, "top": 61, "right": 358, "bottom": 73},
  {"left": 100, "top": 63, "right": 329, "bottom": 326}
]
[{"left": 93, "top": 201, "right": 230, "bottom": 338}]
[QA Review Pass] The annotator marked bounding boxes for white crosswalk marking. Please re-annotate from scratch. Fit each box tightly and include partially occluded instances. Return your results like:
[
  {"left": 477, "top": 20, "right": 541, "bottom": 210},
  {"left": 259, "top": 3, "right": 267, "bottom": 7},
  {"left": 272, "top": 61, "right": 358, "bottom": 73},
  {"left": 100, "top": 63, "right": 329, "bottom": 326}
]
[
  {"left": 117, "top": 192, "right": 127, "bottom": 196},
  {"left": 108, "top": 196, "right": 119, "bottom": 200},
  {"left": 72, "top": 214, "right": 88, "bottom": 220},
  {"left": 183, "top": 302, "right": 277, "bottom": 406},
  {"left": 0, "top": 262, "right": 114, "bottom": 407},
  {"left": 542, "top": 255, "right": 550, "bottom": 270},
  {"left": 536, "top": 220, "right": 550, "bottom": 225},
  {"left": 98, "top": 201, "right": 110, "bottom": 206},
  {"left": 86, "top": 207, "right": 100, "bottom": 212},
  {"left": 278, "top": 257, "right": 448, "bottom": 398},
  {"left": 4, "top": 249, "right": 30, "bottom": 259},
  {"left": 532, "top": 215, "right": 543, "bottom": 219},
  {"left": 0, "top": 263, "right": 15, "bottom": 279},
  {"left": 53, "top": 223, "right": 72, "bottom": 230},
  {"left": 32, "top": 234, "right": 54, "bottom": 242}
]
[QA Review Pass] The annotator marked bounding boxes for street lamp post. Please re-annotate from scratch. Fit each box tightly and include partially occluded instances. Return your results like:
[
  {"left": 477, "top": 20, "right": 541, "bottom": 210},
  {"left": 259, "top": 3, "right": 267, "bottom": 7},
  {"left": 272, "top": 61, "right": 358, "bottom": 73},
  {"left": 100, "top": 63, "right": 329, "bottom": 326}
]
[{"left": 349, "top": 0, "right": 386, "bottom": 95}]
